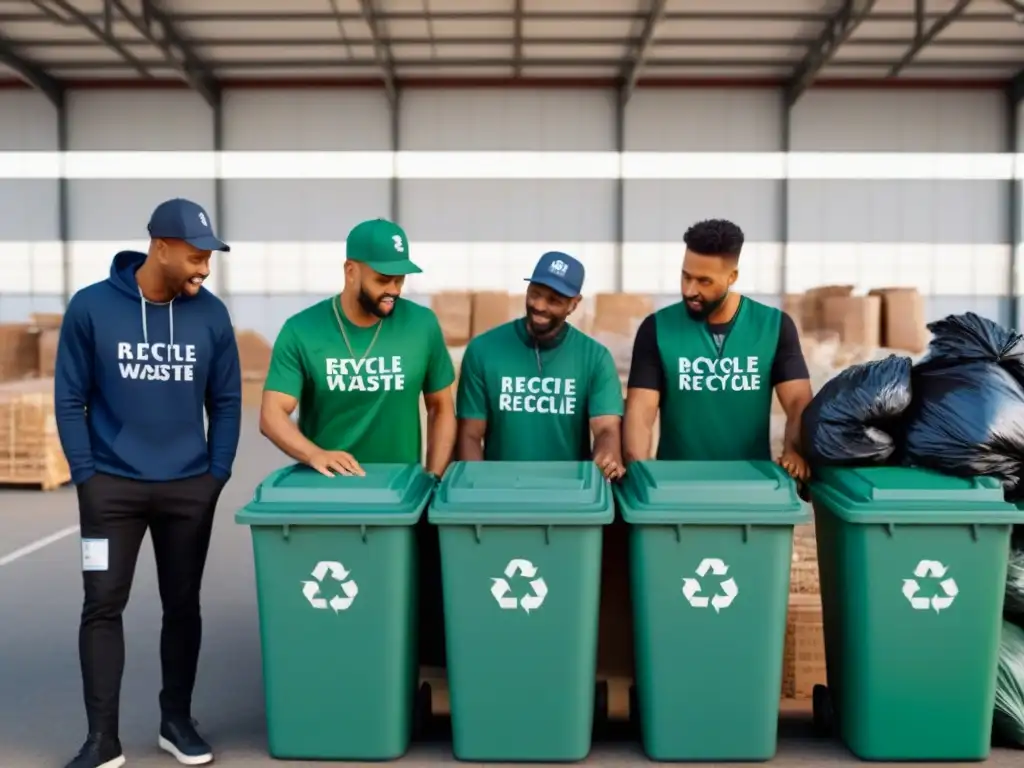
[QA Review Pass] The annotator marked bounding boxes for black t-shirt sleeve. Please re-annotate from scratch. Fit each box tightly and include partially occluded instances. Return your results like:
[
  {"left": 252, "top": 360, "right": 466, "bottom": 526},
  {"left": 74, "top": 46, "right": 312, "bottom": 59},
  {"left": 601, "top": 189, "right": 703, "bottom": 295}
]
[
  {"left": 626, "top": 313, "right": 664, "bottom": 392},
  {"left": 771, "top": 311, "right": 810, "bottom": 387}
]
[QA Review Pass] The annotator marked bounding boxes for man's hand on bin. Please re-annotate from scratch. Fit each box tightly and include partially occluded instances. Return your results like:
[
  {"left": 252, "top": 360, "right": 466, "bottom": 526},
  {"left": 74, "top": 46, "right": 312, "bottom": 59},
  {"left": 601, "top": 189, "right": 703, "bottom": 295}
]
[
  {"left": 776, "top": 449, "right": 810, "bottom": 483},
  {"left": 593, "top": 449, "right": 626, "bottom": 482},
  {"left": 308, "top": 449, "right": 365, "bottom": 477}
]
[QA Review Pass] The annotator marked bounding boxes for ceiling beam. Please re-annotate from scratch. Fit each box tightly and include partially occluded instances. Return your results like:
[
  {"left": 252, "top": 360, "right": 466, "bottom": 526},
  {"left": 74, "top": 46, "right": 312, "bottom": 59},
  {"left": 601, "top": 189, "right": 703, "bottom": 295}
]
[
  {"left": 30, "top": 0, "right": 151, "bottom": 78},
  {"left": 1, "top": 10, "right": 1016, "bottom": 23},
  {"left": 887, "top": 0, "right": 973, "bottom": 78},
  {"left": 619, "top": 0, "right": 668, "bottom": 105},
  {"left": 14, "top": 35, "right": 1024, "bottom": 49},
  {"left": 0, "top": 29, "right": 63, "bottom": 106},
  {"left": 785, "top": 0, "right": 877, "bottom": 107},
  {"left": 35, "top": 56, "right": 1014, "bottom": 72},
  {"left": 356, "top": 0, "right": 397, "bottom": 104},
  {"left": 108, "top": 0, "right": 220, "bottom": 106}
]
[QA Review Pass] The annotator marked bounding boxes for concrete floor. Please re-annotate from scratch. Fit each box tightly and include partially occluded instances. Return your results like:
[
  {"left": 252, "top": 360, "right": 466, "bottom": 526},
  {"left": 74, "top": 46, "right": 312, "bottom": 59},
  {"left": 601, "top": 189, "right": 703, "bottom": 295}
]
[{"left": 0, "top": 410, "right": 1020, "bottom": 768}]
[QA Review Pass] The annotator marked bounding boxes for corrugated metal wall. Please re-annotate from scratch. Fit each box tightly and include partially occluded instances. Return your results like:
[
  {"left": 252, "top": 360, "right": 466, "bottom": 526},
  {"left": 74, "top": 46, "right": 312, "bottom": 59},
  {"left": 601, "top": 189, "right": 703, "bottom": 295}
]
[{"left": 0, "top": 85, "right": 1016, "bottom": 340}]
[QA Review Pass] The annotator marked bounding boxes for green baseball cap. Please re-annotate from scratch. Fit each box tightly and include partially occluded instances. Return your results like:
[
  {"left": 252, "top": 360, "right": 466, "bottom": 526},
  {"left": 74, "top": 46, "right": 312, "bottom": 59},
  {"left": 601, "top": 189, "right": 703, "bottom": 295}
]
[{"left": 345, "top": 218, "right": 422, "bottom": 276}]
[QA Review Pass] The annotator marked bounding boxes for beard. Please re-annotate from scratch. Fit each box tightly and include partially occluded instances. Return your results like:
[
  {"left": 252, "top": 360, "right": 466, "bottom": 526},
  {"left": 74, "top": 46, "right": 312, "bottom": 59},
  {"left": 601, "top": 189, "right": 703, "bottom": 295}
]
[
  {"left": 526, "top": 307, "right": 563, "bottom": 338},
  {"left": 684, "top": 291, "right": 727, "bottom": 321},
  {"left": 358, "top": 286, "right": 397, "bottom": 318}
]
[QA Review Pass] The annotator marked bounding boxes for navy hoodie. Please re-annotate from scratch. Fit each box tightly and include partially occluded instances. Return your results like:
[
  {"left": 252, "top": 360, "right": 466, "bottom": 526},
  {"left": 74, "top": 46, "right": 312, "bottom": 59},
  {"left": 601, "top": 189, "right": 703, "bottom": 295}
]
[{"left": 54, "top": 251, "right": 242, "bottom": 486}]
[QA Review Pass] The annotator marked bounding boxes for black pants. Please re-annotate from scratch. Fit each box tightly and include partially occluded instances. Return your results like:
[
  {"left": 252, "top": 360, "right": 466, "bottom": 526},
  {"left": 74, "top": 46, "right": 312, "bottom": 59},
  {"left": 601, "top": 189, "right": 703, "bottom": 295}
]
[{"left": 76, "top": 471, "right": 224, "bottom": 736}]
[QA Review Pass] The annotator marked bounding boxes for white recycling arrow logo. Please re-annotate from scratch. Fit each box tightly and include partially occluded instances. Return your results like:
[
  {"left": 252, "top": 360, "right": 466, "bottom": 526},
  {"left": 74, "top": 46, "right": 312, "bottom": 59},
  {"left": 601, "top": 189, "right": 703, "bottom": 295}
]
[
  {"left": 902, "top": 559, "right": 958, "bottom": 613},
  {"left": 302, "top": 560, "right": 359, "bottom": 613},
  {"left": 490, "top": 558, "right": 548, "bottom": 613},
  {"left": 681, "top": 557, "right": 739, "bottom": 613}
]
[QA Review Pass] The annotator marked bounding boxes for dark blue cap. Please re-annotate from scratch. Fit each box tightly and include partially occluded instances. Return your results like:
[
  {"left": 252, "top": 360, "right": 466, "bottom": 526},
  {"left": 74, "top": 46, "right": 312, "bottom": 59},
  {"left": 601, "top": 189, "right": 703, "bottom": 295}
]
[
  {"left": 525, "top": 251, "right": 585, "bottom": 297},
  {"left": 147, "top": 198, "right": 230, "bottom": 252}
]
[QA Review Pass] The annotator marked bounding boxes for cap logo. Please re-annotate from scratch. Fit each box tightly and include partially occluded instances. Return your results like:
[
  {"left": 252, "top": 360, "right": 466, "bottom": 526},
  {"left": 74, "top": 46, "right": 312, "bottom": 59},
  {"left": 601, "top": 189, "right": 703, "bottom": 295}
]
[
  {"left": 392, "top": 234, "right": 405, "bottom": 253},
  {"left": 198, "top": 211, "right": 208, "bottom": 227},
  {"left": 549, "top": 259, "right": 568, "bottom": 277}
]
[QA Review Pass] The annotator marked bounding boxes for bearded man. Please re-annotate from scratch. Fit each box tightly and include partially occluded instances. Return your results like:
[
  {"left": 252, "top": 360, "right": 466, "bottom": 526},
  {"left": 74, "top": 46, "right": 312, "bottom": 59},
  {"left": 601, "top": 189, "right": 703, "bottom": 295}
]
[{"left": 622, "top": 218, "right": 812, "bottom": 482}]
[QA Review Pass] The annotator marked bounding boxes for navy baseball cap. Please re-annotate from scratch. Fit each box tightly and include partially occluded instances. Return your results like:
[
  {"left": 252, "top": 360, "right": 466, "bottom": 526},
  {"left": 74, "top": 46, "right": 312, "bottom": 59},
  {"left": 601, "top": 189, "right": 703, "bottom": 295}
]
[
  {"left": 147, "top": 198, "right": 230, "bottom": 252},
  {"left": 524, "top": 251, "right": 585, "bottom": 297}
]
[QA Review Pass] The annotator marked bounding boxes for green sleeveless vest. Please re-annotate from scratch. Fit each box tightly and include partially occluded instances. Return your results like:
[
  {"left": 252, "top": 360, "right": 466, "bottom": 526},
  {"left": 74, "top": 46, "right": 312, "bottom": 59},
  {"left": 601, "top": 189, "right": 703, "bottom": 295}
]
[{"left": 654, "top": 296, "right": 780, "bottom": 461}]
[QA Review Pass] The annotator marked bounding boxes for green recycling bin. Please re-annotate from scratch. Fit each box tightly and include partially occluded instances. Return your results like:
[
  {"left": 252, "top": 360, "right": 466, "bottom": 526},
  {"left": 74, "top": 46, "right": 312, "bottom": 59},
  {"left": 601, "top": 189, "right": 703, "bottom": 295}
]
[
  {"left": 614, "top": 459, "right": 809, "bottom": 761},
  {"left": 428, "top": 460, "right": 613, "bottom": 762},
  {"left": 809, "top": 466, "right": 1024, "bottom": 761},
  {"left": 235, "top": 463, "right": 435, "bottom": 760}
]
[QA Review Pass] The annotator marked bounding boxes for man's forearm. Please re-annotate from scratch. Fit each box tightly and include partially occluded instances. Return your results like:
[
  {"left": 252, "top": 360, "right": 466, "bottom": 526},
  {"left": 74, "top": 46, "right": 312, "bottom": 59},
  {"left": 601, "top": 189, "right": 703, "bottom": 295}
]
[
  {"left": 623, "top": 410, "right": 654, "bottom": 464},
  {"left": 783, "top": 400, "right": 810, "bottom": 453},
  {"left": 425, "top": 405, "right": 457, "bottom": 475},
  {"left": 593, "top": 425, "right": 623, "bottom": 463},
  {"left": 260, "top": 409, "right": 322, "bottom": 465}
]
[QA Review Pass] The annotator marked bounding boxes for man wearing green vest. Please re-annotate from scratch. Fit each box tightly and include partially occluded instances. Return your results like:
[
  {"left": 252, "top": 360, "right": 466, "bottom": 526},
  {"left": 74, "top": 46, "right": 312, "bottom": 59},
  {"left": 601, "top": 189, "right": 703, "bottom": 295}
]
[
  {"left": 623, "top": 218, "right": 812, "bottom": 482},
  {"left": 456, "top": 251, "right": 626, "bottom": 478},
  {"left": 260, "top": 217, "right": 456, "bottom": 477}
]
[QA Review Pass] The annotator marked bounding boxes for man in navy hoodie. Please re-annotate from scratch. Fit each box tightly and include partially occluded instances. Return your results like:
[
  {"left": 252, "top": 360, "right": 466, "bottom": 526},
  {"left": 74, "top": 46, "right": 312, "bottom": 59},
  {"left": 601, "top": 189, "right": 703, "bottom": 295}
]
[{"left": 54, "top": 198, "right": 242, "bottom": 768}]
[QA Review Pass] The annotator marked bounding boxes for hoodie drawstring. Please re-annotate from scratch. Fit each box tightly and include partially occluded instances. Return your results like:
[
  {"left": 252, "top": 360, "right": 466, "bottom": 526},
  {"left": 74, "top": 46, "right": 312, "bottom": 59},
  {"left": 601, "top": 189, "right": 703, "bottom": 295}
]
[{"left": 138, "top": 286, "right": 175, "bottom": 347}]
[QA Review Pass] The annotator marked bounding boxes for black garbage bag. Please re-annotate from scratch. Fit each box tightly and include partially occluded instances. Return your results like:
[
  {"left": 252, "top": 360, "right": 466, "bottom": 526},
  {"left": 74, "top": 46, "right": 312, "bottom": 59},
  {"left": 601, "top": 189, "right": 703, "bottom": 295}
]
[
  {"left": 801, "top": 354, "right": 913, "bottom": 466},
  {"left": 993, "top": 620, "right": 1024, "bottom": 747},
  {"left": 1007, "top": 546, "right": 1024, "bottom": 622},
  {"left": 903, "top": 360, "right": 1024, "bottom": 491},
  {"left": 916, "top": 312, "right": 1024, "bottom": 381}
]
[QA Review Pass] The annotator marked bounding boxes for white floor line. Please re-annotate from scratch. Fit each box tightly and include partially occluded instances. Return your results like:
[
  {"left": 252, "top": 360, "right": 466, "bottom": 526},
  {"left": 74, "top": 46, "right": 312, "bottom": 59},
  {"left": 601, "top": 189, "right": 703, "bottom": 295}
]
[{"left": 0, "top": 525, "right": 80, "bottom": 567}]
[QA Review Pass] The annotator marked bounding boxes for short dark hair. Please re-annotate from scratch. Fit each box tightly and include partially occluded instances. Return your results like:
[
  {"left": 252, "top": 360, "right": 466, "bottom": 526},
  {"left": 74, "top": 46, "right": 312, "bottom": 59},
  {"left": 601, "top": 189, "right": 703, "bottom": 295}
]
[{"left": 683, "top": 219, "right": 744, "bottom": 260}]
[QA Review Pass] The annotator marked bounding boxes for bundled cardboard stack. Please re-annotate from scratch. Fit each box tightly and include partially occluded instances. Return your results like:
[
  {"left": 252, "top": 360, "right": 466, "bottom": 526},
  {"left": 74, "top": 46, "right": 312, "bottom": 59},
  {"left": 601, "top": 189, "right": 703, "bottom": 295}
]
[
  {"left": 781, "top": 524, "right": 827, "bottom": 700},
  {"left": 0, "top": 378, "right": 70, "bottom": 490},
  {"left": 785, "top": 284, "right": 929, "bottom": 354}
]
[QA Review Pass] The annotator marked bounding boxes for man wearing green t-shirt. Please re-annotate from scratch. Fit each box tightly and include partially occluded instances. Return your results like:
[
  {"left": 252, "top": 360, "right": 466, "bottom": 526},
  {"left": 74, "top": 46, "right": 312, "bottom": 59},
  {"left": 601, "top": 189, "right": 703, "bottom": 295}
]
[
  {"left": 260, "top": 217, "right": 456, "bottom": 669},
  {"left": 259, "top": 217, "right": 456, "bottom": 477},
  {"left": 623, "top": 219, "right": 812, "bottom": 482},
  {"left": 456, "top": 251, "right": 625, "bottom": 479}
]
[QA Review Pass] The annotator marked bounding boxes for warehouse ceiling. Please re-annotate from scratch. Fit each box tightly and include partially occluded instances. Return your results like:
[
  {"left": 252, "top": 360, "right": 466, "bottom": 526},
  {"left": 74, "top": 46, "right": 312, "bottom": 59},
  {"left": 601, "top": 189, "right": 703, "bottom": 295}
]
[{"left": 0, "top": 0, "right": 1023, "bottom": 107}]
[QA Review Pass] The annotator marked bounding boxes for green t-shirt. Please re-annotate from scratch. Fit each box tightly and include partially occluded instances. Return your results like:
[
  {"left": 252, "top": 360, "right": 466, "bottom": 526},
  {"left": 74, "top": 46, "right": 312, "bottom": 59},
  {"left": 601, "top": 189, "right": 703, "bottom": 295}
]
[
  {"left": 456, "top": 318, "right": 624, "bottom": 461},
  {"left": 265, "top": 296, "right": 455, "bottom": 464}
]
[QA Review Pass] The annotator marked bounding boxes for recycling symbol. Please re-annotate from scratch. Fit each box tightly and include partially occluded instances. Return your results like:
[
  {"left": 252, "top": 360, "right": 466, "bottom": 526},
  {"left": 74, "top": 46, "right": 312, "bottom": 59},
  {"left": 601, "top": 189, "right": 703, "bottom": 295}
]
[
  {"left": 902, "top": 559, "right": 958, "bottom": 613},
  {"left": 681, "top": 558, "right": 739, "bottom": 613},
  {"left": 302, "top": 560, "right": 359, "bottom": 613},
  {"left": 490, "top": 558, "right": 548, "bottom": 613}
]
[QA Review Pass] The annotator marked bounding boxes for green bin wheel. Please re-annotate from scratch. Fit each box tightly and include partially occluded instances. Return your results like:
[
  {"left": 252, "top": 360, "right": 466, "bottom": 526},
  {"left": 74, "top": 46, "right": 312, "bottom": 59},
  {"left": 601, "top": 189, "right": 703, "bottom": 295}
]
[
  {"left": 593, "top": 680, "right": 609, "bottom": 733},
  {"left": 412, "top": 682, "right": 433, "bottom": 740},
  {"left": 811, "top": 684, "right": 833, "bottom": 737}
]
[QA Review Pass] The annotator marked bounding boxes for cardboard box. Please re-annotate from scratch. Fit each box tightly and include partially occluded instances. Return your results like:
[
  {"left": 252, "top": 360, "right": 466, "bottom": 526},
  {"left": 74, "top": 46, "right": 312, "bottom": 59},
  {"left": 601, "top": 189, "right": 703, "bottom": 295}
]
[
  {"left": 470, "top": 291, "right": 513, "bottom": 338},
  {"left": 821, "top": 294, "right": 881, "bottom": 349},
  {"left": 431, "top": 291, "right": 473, "bottom": 347},
  {"left": 868, "top": 287, "right": 928, "bottom": 353},
  {"left": 800, "top": 285, "right": 854, "bottom": 333}
]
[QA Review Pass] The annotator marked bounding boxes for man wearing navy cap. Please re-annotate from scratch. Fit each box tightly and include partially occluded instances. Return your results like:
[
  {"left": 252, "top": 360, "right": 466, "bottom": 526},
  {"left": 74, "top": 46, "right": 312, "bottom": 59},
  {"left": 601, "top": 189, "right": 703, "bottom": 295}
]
[
  {"left": 55, "top": 197, "right": 241, "bottom": 768},
  {"left": 455, "top": 251, "right": 625, "bottom": 478}
]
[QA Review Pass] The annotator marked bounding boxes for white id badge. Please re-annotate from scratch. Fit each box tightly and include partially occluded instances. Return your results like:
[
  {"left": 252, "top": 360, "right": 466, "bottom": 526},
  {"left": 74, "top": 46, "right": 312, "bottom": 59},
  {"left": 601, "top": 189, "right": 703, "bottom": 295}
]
[{"left": 81, "top": 538, "right": 109, "bottom": 572}]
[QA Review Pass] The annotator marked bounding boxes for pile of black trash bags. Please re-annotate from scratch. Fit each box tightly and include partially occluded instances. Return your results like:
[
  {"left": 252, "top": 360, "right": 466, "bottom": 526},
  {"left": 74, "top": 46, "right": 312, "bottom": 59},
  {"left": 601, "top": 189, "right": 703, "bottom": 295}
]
[{"left": 801, "top": 311, "right": 1024, "bottom": 747}]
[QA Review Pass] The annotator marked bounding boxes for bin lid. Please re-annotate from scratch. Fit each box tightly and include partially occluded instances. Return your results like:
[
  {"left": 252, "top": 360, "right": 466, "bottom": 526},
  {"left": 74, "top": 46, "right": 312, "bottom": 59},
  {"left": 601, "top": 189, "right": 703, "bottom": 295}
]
[
  {"left": 613, "top": 460, "right": 809, "bottom": 525},
  {"left": 428, "top": 461, "right": 613, "bottom": 526},
  {"left": 809, "top": 466, "right": 1024, "bottom": 524},
  {"left": 235, "top": 463, "right": 434, "bottom": 527}
]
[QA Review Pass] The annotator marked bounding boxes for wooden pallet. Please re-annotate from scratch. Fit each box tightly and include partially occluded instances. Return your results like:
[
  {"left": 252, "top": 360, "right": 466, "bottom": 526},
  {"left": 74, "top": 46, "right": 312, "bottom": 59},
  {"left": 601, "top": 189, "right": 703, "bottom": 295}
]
[
  {"left": 419, "top": 668, "right": 634, "bottom": 721},
  {"left": 0, "top": 378, "right": 71, "bottom": 491}
]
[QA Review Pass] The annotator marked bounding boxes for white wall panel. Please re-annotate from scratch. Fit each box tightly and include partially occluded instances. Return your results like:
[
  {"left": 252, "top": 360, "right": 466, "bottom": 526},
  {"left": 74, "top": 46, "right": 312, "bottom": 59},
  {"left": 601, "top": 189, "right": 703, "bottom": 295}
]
[
  {"left": 219, "top": 89, "right": 391, "bottom": 338},
  {"left": 788, "top": 89, "right": 1009, "bottom": 320},
  {"left": 398, "top": 88, "right": 618, "bottom": 297},
  {"left": 0, "top": 90, "right": 62, "bottom": 320},
  {"left": 65, "top": 90, "right": 217, "bottom": 293},
  {"left": 623, "top": 89, "right": 783, "bottom": 300}
]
